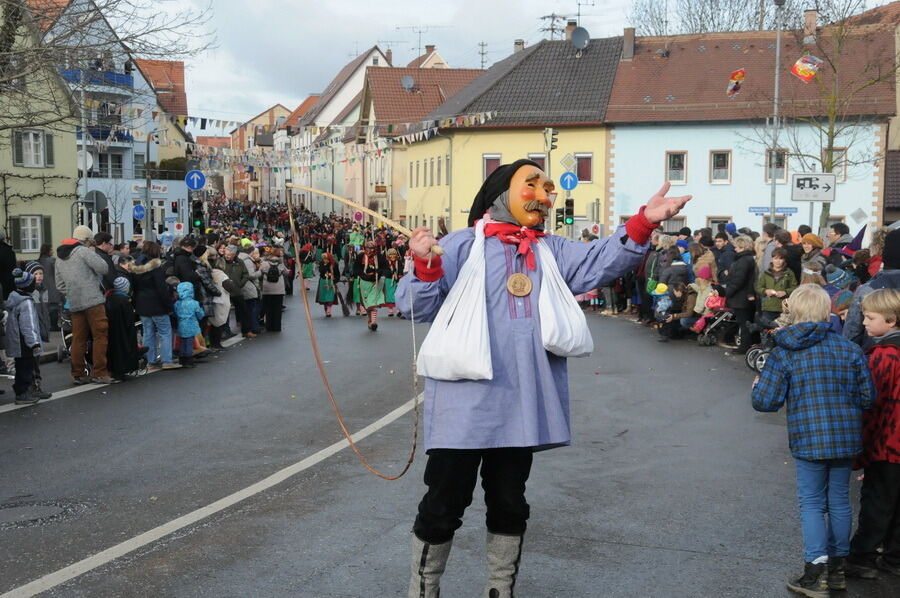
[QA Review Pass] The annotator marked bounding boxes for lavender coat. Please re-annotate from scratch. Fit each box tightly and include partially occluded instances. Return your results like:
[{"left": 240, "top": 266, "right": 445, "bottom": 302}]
[{"left": 396, "top": 225, "right": 648, "bottom": 451}]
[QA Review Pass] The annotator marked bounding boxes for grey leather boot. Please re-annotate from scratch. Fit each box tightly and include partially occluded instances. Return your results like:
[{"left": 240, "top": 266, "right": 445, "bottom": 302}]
[
  {"left": 408, "top": 534, "right": 452, "bottom": 598},
  {"left": 484, "top": 532, "right": 524, "bottom": 598}
]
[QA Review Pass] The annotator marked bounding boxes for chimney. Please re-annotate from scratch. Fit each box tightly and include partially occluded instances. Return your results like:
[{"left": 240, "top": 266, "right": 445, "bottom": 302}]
[
  {"left": 803, "top": 9, "right": 818, "bottom": 43},
  {"left": 565, "top": 20, "right": 578, "bottom": 41},
  {"left": 385, "top": 48, "right": 393, "bottom": 65},
  {"left": 425, "top": 44, "right": 435, "bottom": 55},
  {"left": 514, "top": 39, "right": 525, "bottom": 53},
  {"left": 622, "top": 27, "right": 635, "bottom": 60}
]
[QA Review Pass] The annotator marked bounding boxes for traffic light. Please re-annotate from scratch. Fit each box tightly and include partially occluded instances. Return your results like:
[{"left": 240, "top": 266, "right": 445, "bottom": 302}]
[
  {"left": 170, "top": 201, "right": 178, "bottom": 214},
  {"left": 543, "top": 127, "right": 558, "bottom": 152},
  {"left": 554, "top": 207, "right": 565, "bottom": 230},
  {"left": 564, "top": 197, "right": 575, "bottom": 225},
  {"left": 191, "top": 199, "right": 204, "bottom": 231}
]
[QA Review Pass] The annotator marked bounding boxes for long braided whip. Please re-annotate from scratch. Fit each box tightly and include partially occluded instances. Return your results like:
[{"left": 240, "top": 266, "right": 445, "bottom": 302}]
[{"left": 288, "top": 200, "right": 419, "bottom": 480}]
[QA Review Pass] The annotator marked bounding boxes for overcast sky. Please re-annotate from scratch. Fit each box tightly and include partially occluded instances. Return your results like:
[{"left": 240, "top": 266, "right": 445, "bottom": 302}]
[{"left": 181, "top": 0, "right": 894, "bottom": 135}]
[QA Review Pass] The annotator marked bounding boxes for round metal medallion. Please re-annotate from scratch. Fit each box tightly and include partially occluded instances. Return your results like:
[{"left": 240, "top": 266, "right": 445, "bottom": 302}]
[{"left": 506, "top": 273, "right": 533, "bottom": 297}]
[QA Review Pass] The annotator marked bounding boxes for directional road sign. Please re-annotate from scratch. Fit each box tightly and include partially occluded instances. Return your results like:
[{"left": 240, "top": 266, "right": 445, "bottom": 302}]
[
  {"left": 791, "top": 173, "right": 836, "bottom": 203},
  {"left": 560, "top": 172, "right": 578, "bottom": 191},
  {"left": 185, "top": 170, "right": 206, "bottom": 191},
  {"left": 132, "top": 205, "right": 145, "bottom": 220},
  {"left": 165, "top": 216, "right": 178, "bottom": 223}
]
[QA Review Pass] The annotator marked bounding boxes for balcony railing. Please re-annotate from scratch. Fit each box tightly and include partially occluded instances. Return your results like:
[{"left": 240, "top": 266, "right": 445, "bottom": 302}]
[
  {"left": 86, "top": 169, "right": 185, "bottom": 181},
  {"left": 60, "top": 68, "right": 134, "bottom": 88},
  {"left": 77, "top": 125, "right": 133, "bottom": 143}
]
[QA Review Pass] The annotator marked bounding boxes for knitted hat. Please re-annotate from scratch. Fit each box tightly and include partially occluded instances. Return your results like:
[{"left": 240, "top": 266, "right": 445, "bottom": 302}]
[
  {"left": 72, "top": 225, "right": 93, "bottom": 241},
  {"left": 831, "top": 289, "right": 855, "bottom": 314},
  {"left": 725, "top": 222, "right": 738, "bottom": 235},
  {"left": 678, "top": 227, "right": 692, "bottom": 237},
  {"left": 13, "top": 268, "right": 34, "bottom": 289},
  {"left": 113, "top": 276, "right": 130, "bottom": 293},
  {"left": 883, "top": 229, "right": 900, "bottom": 270},
  {"left": 801, "top": 233, "right": 824, "bottom": 249},
  {"left": 825, "top": 266, "right": 853, "bottom": 289},
  {"left": 675, "top": 239, "right": 689, "bottom": 250},
  {"left": 24, "top": 260, "right": 43, "bottom": 274},
  {"left": 225, "top": 244, "right": 239, "bottom": 254},
  {"left": 696, "top": 265, "right": 713, "bottom": 279},
  {"left": 653, "top": 283, "right": 669, "bottom": 295},
  {"left": 240, "top": 238, "right": 253, "bottom": 248}
]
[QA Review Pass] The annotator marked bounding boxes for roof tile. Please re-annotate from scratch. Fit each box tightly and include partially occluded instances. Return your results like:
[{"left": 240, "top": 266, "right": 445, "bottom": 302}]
[{"left": 134, "top": 59, "right": 188, "bottom": 116}]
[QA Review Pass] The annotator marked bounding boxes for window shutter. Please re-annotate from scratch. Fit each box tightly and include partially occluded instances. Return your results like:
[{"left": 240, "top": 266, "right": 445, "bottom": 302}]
[
  {"left": 44, "top": 132, "right": 54, "bottom": 167},
  {"left": 41, "top": 216, "right": 52, "bottom": 248},
  {"left": 12, "top": 131, "right": 23, "bottom": 166},
  {"left": 9, "top": 217, "right": 21, "bottom": 252}
]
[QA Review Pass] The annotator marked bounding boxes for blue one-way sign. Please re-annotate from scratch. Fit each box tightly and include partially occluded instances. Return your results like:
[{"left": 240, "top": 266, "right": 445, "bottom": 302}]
[
  {"left": 185, "top": 170, "right": 206, "bottom": 190},
  {"left": 560, "top": 172, "right": 578, "bottom": 191}
]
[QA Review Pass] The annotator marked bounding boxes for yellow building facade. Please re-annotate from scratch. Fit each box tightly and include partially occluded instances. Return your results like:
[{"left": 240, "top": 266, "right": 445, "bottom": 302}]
[
  {"left": 403, "top": 126, "right": 612, "bottom": 234},
  {"left": 0, "top": 16, "right": 79, "bottom": 259}
]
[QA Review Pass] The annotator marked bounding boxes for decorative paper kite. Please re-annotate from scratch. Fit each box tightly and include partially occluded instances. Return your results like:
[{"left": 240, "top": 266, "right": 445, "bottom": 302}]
[
  {"left": 726, "top": 68, "right": 746, "bottom": 97},
  {"left": 791, "top": 54, "right": 824, "bottom": 83}
]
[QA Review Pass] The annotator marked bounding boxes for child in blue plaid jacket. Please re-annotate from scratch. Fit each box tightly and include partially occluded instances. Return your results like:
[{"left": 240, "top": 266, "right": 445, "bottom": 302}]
[{"left": 752, "top": 284, "right": 875, "bottom": 597}]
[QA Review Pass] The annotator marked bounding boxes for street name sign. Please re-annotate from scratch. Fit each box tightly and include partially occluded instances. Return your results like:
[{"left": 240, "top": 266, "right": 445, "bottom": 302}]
[
  {"left": 791, "top": 173, "right": 836, "bottom": 203},
  {"left": 185, "top": 170, "right": 206, "bottom": 191},
  {"left": 560, "top": 172, "right": 578, "bottom": 191}
]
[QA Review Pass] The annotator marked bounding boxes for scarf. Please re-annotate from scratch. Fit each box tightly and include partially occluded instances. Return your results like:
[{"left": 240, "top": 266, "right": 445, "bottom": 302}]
[{"left": 483, "top": 220, "right": 546, "bottom": 270}]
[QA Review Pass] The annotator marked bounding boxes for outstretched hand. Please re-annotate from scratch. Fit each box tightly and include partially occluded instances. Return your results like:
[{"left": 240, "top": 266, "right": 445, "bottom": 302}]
[{"left": 644, "top": 182, "right": 692, "bottom": 224}]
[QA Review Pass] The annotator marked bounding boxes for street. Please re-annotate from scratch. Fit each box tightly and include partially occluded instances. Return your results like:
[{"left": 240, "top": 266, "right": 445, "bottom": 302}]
[{"left": 1, "top": 302, "right": 896, "bottom": 598}]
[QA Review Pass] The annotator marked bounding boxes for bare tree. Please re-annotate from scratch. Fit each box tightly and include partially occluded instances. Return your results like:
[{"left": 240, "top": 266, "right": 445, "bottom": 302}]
[
  {"left": 0, "top": 0, "right": 215, "bottom": 132},
  {"left": 628, "top": 0, "right": 822, "bottom": 35}
]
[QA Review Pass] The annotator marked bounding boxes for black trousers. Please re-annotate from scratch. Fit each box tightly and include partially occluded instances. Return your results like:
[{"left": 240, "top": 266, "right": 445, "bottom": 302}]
[
  {"left": 262, "top": 294, "right": 283, "bottom": 331},
  {"left": 14, "top": 347, "right": 35, "bottom": 395},
  {"left": 731, "top": 307, "right": 755, "bottom": 352},
  {"left": 232, "top": 295, "right": 250, "bottom": 334},
  {"left": 413, "top": 448, "right": 533, "bottom": 544},
  {"left": 851, "top": 461, "right": 900, "bottom": 566}
]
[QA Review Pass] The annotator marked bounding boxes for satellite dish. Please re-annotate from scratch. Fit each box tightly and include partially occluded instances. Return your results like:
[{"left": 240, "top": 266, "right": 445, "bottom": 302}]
[
  {"left": 571, "top": 27, "right": 590, "bottom": 51},
  {"left": 76, "top": 150, "right": 93, "bottom": 172},
  {"left": 400, "top": 75, "right": 415, "bottom": 91}
]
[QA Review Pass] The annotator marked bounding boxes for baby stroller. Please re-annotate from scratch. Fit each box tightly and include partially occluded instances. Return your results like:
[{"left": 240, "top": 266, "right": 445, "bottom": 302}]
[
  {"left": 745, "top": 317, "right": 779, "bottom": 373},
  {"left": 696, "top": 308, "right": 739, "bottom": 347}
]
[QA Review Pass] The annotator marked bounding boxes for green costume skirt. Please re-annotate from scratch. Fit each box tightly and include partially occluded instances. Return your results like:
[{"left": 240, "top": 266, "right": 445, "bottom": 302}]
[
  {"left": 384, "top": 277, "right": 398, "bottom": 305},
  {"left": 301, "top": 262, "right": 315, "bottom": 278},
  {"left": 316, "top": 277, "right": 338, "bottom": 305},
  {"left": 359, "top": 278, "right": 386, "bottom": 309}
]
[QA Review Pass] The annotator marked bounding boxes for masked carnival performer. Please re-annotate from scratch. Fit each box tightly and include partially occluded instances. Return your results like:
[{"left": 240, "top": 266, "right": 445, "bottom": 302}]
[
  {"left": 355, "top": 240, "right": 387, "bottom": 330},
  {"left": 316, "top": 252, "right": 342, "bottom": 318},
  {"left": 396, "top": 159, "right": 690, "bottom": 598},
  {"left": 384, "top": 248, "right": 403, "bottom": 317}
]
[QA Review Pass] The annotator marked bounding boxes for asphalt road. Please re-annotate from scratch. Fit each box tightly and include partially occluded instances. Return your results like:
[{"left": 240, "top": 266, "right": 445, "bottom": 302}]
[{"left": 1, "top": 296, "right": 897, "bottom": 597}]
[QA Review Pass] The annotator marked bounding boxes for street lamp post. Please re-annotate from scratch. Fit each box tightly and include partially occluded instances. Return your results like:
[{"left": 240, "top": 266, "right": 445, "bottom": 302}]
[
  {"left": 144, "top": 128, "right": 167, "bottom": 242},
  {"left": 769, "top": 0, "right": 785, "bottom": 227}
]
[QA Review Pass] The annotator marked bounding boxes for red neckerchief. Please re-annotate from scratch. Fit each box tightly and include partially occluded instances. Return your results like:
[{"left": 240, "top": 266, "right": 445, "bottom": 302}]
[{"left": 483, "top": 221, "right": 545, "bottom": 270}]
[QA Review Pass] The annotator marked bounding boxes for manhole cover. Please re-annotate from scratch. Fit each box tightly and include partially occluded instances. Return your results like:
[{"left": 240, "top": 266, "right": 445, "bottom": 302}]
[
  {"left": 0, "top": 501, "right": 88, "bottom": 529},
  {"left": 0, "top": 505, "right": 64, "bottom": 524}
]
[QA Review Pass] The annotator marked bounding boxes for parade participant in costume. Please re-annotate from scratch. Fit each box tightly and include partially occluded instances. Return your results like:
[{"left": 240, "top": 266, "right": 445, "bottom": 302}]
[
  {"left": 355, "top": 240, "right": 388, "bottom": 330},
  {"left": 384, "top": 248, "right": 403, "bottom": 317},
  {"left": 298, "top": 242, "right": 316, "bottom": 292},
  {"left": 396, "top": 159, "right": 690, "bottom": 598},
  {"left": 316, "top": 252, "right": 342, "bottom": 317}
]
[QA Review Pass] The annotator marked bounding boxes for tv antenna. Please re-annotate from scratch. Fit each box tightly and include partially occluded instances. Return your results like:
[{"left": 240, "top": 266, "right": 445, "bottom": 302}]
[
  {"left": 539, "top": 13, "right": 569, "bottom": 40},
  {"left": 478, "top": 42, "right": 488, "bottom": 69},
  {"left": 377, "top": 39, "right": 407, "bottom": 51},
  {"left": 575, "top": 0, "right": 596, "bottom": 25},
  {"left": 395, "top": 25, "right": 451, "bottom": 57}
]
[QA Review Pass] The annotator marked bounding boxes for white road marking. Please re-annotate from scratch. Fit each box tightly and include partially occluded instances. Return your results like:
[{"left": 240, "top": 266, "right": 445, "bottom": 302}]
[
  {"left": 0, "top": 338, "right": 245, "bottom": 415},
  {"left": 1, "top": 393, "right": 423, "bottom": 598}
]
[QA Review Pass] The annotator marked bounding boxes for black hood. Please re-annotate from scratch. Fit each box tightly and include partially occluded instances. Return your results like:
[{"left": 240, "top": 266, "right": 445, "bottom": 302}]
[
  {"left": 467, "top": 159, "right": 542, "bottom": 228},
  {"left": 56, "top": 241, "right": 82, "bottom": 260}
]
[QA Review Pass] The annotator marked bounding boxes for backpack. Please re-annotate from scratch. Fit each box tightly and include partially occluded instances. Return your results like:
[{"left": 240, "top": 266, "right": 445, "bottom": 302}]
[{"left": 266, "top": 263, "right": 281, "bottom": 283}]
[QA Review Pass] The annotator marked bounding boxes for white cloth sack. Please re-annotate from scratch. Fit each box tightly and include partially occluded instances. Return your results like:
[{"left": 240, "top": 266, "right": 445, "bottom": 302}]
[
  {"left": 416, "top": 220, "right": 493, "bottom": 380},
  {"left": 537, "top": 240, "right": 594, "bottom": 357}
]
